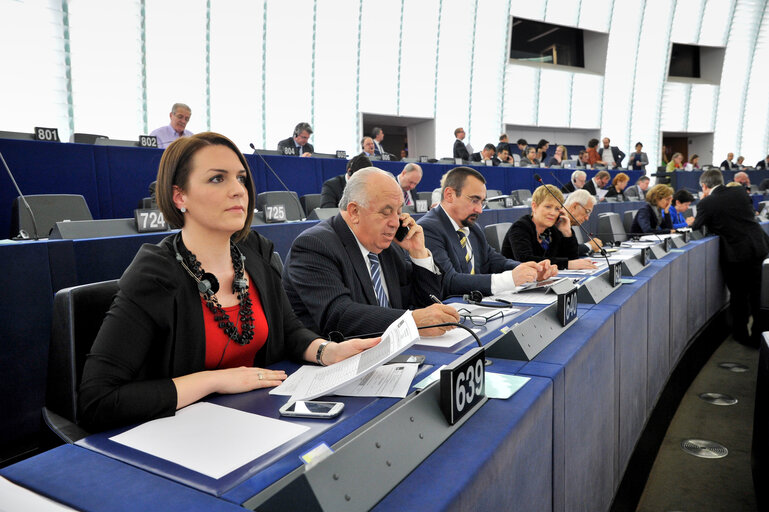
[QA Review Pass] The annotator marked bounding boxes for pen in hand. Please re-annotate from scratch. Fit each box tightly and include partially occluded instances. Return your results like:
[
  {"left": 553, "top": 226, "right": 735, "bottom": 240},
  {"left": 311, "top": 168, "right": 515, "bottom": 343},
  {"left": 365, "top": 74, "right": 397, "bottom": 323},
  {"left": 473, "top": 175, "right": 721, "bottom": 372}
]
[{"left": 429, "top": 294, "right": 442, "bottom": 305}]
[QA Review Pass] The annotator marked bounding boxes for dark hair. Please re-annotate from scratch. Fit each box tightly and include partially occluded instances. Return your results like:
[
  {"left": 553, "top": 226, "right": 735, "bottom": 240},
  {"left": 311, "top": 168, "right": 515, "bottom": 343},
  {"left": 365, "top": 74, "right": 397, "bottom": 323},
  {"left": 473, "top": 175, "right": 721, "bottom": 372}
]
[
  {"left": 442, "top": 166, "right": 486, "bottom": 198},
  {"left": 673, "top": 189, "right": 694, "bottom": 204},
  {"left": 454, "top": 127, "right": 464, "bottom": 136},
  {"left": 293, "top": 122, "right": 313, "bottom": 136},
  {"left": 587, "top": 138, "right": 599, "bottom": 148},
  {"left": 516, "top": 138, "right": 528, "bottom": 146},
  {"left": 371, "top": 127, "right": 382, "bottom": 138},
  {"left": 700, "top": 169, "right": 724, "bottom": 188},
  {"left": 483, "top": 143, "right": 496, "bottom": 152},
  {"left": 346, "top": 154, "right": 372, "bottom": 175},
  {"left": 156, "top": 132, "right": 255, "bottom": 241},
  {"left": 537, "top": 139, "right": 549, "bottom": 149},
  {"left": 499, "top": 133, "right": 508, "bottom": 141},
  {"left": 635, "top": 142, "right": 643, "bottom": 148}
]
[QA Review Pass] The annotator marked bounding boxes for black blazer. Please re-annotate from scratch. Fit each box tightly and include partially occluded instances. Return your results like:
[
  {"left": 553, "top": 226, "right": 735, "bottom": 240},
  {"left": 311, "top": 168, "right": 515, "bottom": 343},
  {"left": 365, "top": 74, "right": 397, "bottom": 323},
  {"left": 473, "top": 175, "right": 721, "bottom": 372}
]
[
  {"left": 320, "top": 174, "right": 346, "bottom": 208},
  {"left": 598, "top": 146, "right": 626, "bottom": 168},
  {"left": 583, "top": 179, "right": 598, "bottom": 196},
  {"left": 277, "top": 137, "right": 314, "bottom": 156},
  {"left": 469, "top": 153, "right": 500, "bottom": 166},
  {"left": 502, "top": 214, "right": 578, "bottom": 270},
  {"left": 560, "top": 182, "right": 576, "bottom": 194},
  {"left": 720, "top": 159, "right": 736, "bottom": 170},
  {"left": 282, "top": 214, "right": 442, "bottom": 337},
  {"left": 453, "top": 139, "right": 469, "bottom": 160},
  {"left": 756, "top": 159, "right": 769, "bottom": 170},
  {"left": 78, "top": 232, "right": 317, "bottom": 432},
  {"left": 630, "top": 203, "right": 672, "bottom": 234},
  {"left": 692, "top": 185, "right": 769, "bottom": 263},
  {"left": 418, "top": 206, "right": 518, "bottom": 296},
  {"left": 605, "top": 186, "right": 625, "bottom": 201}
]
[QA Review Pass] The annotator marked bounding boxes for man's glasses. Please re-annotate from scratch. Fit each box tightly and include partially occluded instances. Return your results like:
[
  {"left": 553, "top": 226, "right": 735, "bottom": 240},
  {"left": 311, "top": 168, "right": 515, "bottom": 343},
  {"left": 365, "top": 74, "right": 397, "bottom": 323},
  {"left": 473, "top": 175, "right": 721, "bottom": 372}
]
[{"left": 455, "top": 307, "right": 503, "bottom": 326}]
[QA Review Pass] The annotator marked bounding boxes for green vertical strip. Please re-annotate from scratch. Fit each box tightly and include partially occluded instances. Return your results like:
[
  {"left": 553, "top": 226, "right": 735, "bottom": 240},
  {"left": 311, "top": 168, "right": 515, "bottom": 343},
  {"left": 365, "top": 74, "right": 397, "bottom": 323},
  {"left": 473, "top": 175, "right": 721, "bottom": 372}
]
[
  {"left": 261, "top": 0, "right": 268, "bottom": 148},
  {"left": 396, "top": 0, "right": 405, "bottom": 116},
  {"left": 433, "top": 0, "right": 443, "bottom": 118},
  {"left": 355, "top": 0, "right": 363, "bottom": 143},
  {"left": 467, "top": 0, "right": 478, "bottom": 137},
  {"left": 140, "top": 0, "right": 148, "bottom": 133},
  {"left": 500, "top": 0, "right": 513, "bottom": 131},
  {"left": 311, "top": 0, "right": 317, "bottom": 129},
  {"left": 61, "top": 0, "right": 74, "bottom": 135},
  {"left": 205, "top": 0, "right": 211, "bottom": 130}
]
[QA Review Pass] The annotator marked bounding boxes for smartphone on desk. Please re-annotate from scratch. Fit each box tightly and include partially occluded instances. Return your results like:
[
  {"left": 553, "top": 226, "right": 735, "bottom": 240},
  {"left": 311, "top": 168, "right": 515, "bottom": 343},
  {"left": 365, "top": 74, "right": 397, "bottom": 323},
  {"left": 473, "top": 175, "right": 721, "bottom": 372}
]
[{"left": 279, "top": 400, "right": 345, "bottom": 419}]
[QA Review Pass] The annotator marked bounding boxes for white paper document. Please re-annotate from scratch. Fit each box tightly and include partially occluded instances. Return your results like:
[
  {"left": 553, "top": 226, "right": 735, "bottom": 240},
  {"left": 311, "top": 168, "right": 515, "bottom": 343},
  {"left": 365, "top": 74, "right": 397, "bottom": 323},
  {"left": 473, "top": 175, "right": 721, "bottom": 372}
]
[
  {"left": 333, "top": 363, "right": 419, "bottom": 398},
  {"left": 416, "top": 326, "right": 482, "bottom": 348},
  {"left": 109, "top": 402, "right": 309, "bottom": 480},
  {"left": 488, "top": 290, "right": 556, "bottom": 305},
  {"left": 270, "top": 311, "right": 420, "bottom": 401},
  {"left": 0, "top": 476, "right": 77, "bottom": 512}
]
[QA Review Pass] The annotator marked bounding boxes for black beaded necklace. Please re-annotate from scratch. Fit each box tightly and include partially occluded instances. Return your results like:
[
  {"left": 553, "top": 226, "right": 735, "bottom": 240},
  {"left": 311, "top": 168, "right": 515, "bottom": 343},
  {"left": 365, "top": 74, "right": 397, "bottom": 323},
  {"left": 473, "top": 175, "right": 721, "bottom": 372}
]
[{"left": 176, "top": 236, "right": 255, "bottom": 346}]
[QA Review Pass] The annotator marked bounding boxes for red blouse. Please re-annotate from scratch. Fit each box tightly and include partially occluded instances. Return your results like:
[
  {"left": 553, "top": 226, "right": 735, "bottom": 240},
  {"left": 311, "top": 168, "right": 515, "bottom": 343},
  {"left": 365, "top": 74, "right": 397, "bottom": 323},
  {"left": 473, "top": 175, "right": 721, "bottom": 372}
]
[{"left": 202, "top": 276, "right": 269, "bottom": 369}]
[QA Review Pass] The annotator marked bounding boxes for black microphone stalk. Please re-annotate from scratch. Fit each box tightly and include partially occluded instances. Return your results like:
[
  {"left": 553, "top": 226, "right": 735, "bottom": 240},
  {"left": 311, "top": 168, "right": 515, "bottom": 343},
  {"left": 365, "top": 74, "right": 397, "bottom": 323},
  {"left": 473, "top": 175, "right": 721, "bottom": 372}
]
[
  {"left": 1, "top": 150, "right": 40, "bottom": 240},
  {"left": 249, "top": 143, "right": 306, "bottom": 221}
]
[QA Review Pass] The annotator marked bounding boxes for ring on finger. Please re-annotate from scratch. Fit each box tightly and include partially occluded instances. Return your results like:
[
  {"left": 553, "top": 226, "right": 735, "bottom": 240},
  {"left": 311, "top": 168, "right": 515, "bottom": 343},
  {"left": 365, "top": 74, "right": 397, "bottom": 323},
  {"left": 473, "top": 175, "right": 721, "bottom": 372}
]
[{"left": 258, "top": 372, "right": 263, "bottom": 380}]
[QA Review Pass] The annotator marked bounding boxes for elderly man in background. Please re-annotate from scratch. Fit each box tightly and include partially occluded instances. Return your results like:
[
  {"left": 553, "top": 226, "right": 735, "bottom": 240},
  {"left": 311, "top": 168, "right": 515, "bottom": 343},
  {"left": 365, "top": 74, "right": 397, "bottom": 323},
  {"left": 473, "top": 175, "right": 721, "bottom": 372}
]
[
  {"left": 150, "top": 103, "right": 193, "bottom": 149},
  {"left": 277, "top": 122, "right": 314, "bottom": 156},
  {"left": 398, "top": 163, "right": 423, "bottom": 207},
  {"left": 564, "top": 190, "right": 602, "bottom": 256}
]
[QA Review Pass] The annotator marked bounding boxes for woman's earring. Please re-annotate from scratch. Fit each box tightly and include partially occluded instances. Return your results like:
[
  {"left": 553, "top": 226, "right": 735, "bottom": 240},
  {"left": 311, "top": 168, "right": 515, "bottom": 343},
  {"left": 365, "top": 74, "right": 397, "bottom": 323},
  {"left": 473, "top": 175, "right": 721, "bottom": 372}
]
[{"left": 180, "top": 207, "right": 187, "bottom": 213}]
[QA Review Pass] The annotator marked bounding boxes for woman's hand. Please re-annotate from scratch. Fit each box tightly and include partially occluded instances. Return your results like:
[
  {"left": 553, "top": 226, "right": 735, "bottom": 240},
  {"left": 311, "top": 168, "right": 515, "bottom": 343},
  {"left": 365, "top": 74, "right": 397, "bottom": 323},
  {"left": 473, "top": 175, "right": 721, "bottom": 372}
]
[
  {"left": 173, "top": 367, "right": 287, "bottom": 410},
  {"left": 556, "top": 211, "right": 572, "bottom": 236},
  {"left": 321, "top": 337, "right": 382, "bottom": 365}
]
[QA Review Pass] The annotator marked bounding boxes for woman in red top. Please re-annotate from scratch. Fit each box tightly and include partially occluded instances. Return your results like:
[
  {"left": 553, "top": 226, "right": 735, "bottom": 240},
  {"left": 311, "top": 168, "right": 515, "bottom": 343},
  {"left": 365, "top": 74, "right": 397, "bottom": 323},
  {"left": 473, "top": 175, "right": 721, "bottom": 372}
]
[
  {"left": 586, "top": 138, "right": 607, "bottom": 167},
  {"left": 79, "top": 132, "right": 378, "bottom": 431}
]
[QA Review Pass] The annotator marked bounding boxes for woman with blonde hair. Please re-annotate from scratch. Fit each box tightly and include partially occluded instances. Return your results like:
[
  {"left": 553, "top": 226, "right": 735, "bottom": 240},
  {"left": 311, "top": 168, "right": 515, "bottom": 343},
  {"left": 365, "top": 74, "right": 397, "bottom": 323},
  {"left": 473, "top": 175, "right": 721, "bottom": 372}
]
[{"left": 630, "top": 183, "right": 675, "bottom": 234}]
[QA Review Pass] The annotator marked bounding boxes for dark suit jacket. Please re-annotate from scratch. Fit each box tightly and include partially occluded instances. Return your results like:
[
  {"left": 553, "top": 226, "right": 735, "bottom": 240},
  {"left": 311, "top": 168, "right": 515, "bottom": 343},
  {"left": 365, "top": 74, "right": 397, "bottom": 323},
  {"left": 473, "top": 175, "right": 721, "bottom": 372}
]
[
  {"left": 691, "top": 185, "right": 769, "bottom": 263},
  {"left": 453, "top": 139, "right": 469, "bottom": 160},
  {"left": 560, "top": 182, "right": 576, "bottom": 194},
  {"left": 79, "top": 233, "right": 316, "bottom": 432},
  {"left": 583, "top": 179, "right": 598, "bottom": 196},
  {"left": 598, "top": 146, "right": 626, "bottom": 168},
  {"left": 277, "top": 137, "right": 314, "bottom": 156},
  {"left": 418, "top": 206, "right": 518, "bottom": 296},
  {"left": 605, "top": 186, "right": 625, "bottom": 201},
  {"left": 282, "top": 214, "right": 442, "bottom": 337},
  {"left": 720, "top": 159, "right": 736, "bottom": 170},
  {"left": 630, "top": 203, "right": 673, "bottom": 234},
  {"left": 501, "top": 215, "right": 578, "bottom": 270},
  {"left": 320, "top": 174, "right": 346, "bottom": 208},
  {"left": 756, "top": 159, "right": 769, "bottom": 170},
  {"left": 469, "top": 152, "right": 500, "bottom": 166}
]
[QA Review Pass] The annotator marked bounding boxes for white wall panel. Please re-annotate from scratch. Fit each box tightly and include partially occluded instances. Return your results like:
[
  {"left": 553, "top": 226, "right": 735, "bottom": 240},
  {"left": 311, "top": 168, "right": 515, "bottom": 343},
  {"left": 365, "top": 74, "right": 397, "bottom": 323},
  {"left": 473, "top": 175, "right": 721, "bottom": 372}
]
[
  {"left": 0, "top": 0, "right": 70, "bottom": 139},
  {"left": 545, "top": 0, "right": 580, "bottom": 27},
  {"left": 434, "top": 0, "right": 474, "bottom": 157},
  {"left": 209, "top": 0, "right": 264, "bottom": 152},
  {"left": 538, "top": 68, "right": 572, "bottom": 128},
  {"left": 688, "top": 83, "right": 718, "bottom": 132},
  {"left": 262, "top": 0, "right": 314, "bottom": 150},
  {"left": 399, "top": 0, "right": 440, "bottom": 120},
  {"left": 699, "top": 0, "right": 736, "bottom": 46},
  {"left": 661, "top": 82, "right": 689, "bottom": 133},
  {"left": 741, "top": 2, "right": 769, "bottom": 163},
  {"left": 145, "top": 0, "right": 208, "bottom": 135},
  {"left": 502, "top": 64, "right": 539, "bottom": 127},
  {"left": 578, "top": 0, "right": 613, "bottom": 33},
  {"left": 671, "top": 0, "right": 704, "bottom": 45},
  {"left": 570, "top": 73, "right": 602, "bottom": 128},
  {"left": 510, "top": 0, "right": 546, "bottom": 21},
  {"left": 358, "top": 0, "right": 400, "bottom": 116}
]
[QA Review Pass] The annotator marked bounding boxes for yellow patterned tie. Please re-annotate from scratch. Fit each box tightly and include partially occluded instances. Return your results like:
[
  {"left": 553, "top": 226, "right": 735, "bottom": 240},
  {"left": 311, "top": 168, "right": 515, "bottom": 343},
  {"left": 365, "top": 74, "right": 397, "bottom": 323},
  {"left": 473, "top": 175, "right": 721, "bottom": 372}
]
[{"left": 456, "top": 229, "right": 475, "bottom": 274}]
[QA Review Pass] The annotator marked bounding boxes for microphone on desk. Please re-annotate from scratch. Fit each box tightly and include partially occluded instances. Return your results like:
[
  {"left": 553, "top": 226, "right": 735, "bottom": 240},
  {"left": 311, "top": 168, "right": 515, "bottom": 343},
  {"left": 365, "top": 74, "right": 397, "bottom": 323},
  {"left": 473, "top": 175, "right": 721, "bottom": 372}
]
[
  {"left": 1, "top": 150, "right": 40, "bottom": 240},
  {"left": 249, "top": 143, "right": 306, "bottom": 221},
  {"left": 533, "top": 173, "right": 610, "bottom": 268}
]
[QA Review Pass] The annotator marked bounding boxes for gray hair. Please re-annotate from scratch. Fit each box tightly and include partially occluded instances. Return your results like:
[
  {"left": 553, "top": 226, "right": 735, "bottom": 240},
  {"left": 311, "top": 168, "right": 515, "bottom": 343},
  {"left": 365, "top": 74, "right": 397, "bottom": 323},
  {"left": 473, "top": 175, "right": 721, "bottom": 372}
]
[
  {"left": 339, "top": 167, "right": 397, "bottom": 209},
  {"left": 171, "top": 103, "right": 191, "bottom": 114},
  {"left": 700, "top": 169, "right": 724, "bottom": 189},
  {"left": 570, "top": 170, "right": 586, "bottom": 183},
  {"left": 564, "top": 189, "right": 596, "bottom": 208},
  {"left": 294, "top": 122, "right": 313, "bottom": 136},
  {"left": 402, "top": 163, "right": 422, "bottom": 176}
]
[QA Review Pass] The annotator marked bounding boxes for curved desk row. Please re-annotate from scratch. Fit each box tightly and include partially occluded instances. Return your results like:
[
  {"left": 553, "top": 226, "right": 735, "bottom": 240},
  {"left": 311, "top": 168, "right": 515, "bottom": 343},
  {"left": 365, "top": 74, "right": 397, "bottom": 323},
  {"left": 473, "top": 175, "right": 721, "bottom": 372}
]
[{"left": 1, "top": 232, "right": 731, "bottom": 511}]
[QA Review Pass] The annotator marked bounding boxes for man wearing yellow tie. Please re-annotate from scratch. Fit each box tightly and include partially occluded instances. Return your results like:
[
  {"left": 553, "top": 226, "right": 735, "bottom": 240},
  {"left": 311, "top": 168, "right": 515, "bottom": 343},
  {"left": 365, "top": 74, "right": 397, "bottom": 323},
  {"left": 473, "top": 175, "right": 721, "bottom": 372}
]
[
  {"left": 418, "top": 167, "right": 556, "bottom": 296},
  {"left": 397, "top": 163, "right": 422, "bottom": 207}
]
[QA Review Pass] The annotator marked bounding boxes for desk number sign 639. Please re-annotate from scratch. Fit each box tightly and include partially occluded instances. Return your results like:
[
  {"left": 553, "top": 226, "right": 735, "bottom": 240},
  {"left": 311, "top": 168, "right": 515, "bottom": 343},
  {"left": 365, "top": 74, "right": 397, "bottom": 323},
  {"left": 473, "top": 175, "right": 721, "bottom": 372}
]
[{"left": 440, "top": 347, "right": 486, "bottom": 425}]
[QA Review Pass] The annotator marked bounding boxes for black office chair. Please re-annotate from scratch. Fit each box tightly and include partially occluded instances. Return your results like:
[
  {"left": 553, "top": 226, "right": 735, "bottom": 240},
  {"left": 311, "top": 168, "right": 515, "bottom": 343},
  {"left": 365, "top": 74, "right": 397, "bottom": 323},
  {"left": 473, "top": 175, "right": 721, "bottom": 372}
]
[
  {"left": 597, "top": 212, "right": 627, "bottom": 244},
  {"left": 137, "top": 197, "right": 157, "bottom": 209},
  {"left": 416, "top": 191, "right": 433, "bottom": 203},
  {"left": 10, "top": 194, "right": 93, "bottom": 238},
  {"left": 300, "top": 193, "right": 322, "bottom": 217},
  {"left": 307, "top": 207, "right": 339, "bottom": 220},
  {"left": 271, "top": 251, "right": 284, "bottom": 274},
  {"left": 623, "top": 210, "right": 638, "bottom": 235},
  {"left": 71, "top": 133, "right": 108, "bottom": 144},
  {"left": 486, "top": 189, "right": 503, "bottom": 199},
  {"left": 256, "top": 191, "right": 305, "bottom": 222},
  {"left": 510, "top": 189, "right": 532, "bottom": 206},
  {"left": 484, "top": 222, "right": 512, "bottom": 253},
  {"left": 43, "top": 280, "right": 119, "bottom": 444}
]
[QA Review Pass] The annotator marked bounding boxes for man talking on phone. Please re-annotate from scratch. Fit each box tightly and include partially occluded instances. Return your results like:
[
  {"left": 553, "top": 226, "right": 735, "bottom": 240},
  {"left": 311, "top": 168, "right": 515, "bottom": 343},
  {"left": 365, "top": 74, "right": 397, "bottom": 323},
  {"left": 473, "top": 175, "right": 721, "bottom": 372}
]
[
  {"left": 418, "top": 166, "right": 557, "bottom": 297},
  {"left": 283, "top": 167, "right": 459, "bottom": 338}
]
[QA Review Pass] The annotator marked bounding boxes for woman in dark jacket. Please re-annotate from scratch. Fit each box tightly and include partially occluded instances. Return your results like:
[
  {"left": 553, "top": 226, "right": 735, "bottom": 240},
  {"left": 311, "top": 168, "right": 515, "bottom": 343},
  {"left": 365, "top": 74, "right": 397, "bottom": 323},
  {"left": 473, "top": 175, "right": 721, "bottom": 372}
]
[
  {"left": 630, "top": 183, "right": 675, "bottom": 234},
  {"left": 605, "top": 172, "right": 630, "bottom": 201}
]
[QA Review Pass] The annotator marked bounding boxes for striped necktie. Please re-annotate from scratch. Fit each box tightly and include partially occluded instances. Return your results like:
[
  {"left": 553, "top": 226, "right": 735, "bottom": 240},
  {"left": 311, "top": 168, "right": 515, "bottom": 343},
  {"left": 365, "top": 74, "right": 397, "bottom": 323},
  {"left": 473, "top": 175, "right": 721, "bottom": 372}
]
[
  {"left": 456, "top": 229, "right": 475, "bottom": 274},
  {"left": 404, "top": 189, "right": 412, "bottom": 206},
  {"left": 368, "top": 253, "right": 390, "bottom": 307}
]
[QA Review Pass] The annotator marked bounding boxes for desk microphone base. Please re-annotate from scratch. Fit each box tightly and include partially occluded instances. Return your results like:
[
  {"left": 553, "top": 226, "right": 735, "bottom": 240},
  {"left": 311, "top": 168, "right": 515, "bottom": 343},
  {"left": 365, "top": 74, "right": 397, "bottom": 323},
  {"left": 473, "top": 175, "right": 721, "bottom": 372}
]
[
  {"left": 578, "top": 271, "right": 620, "bottom": 304},
  {"left": 484, "top": 301, "right": 572, "bottom": 361}
]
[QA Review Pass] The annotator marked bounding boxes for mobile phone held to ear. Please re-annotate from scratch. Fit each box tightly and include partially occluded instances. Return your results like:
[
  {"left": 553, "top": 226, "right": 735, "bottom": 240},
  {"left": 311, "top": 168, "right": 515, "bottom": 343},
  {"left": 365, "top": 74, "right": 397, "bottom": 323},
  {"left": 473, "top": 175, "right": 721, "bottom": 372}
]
[
  {"left": 279, "top": 400, "right": 345, "bottom": 419},
  {"left": 395, "top": 219, "right": 409, "bottom": 242}
]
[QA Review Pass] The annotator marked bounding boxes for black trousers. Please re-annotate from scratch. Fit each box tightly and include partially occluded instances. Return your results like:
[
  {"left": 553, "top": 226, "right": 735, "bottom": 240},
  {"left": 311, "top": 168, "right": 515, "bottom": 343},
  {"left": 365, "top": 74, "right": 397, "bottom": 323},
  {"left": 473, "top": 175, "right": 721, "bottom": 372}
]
[{"left": 722, "top": 257, "right": 765, "bottom": 341}]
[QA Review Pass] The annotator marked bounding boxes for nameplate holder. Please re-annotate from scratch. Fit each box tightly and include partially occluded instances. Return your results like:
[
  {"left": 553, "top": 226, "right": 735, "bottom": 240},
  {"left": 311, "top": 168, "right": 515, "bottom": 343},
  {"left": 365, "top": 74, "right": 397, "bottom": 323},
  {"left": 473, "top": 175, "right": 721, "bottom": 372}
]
[
  {"left": 415, "top": 199, "right": 428, "bottom": 213},
  {"left": 282, "top": 147, "right": 297, "bottom": 156},
  {"left": 504, "top": 197, "right": 514, "bottom": 208},
  {"left": 555, "top": 286, "right": 579, "bottom": 327},
  {"left": 419, "top": 155, "right": 429, "bottom": 163},
  {"left": 455, "top": 158, "right": 463, "bottom": 165},
  {"left": 663, "top": 238, "right": 670, "bottom": 252},
  {"left": 34, "top": 127, "right": 60, "bottom": 142},
  {"left": 138, "top": 135, "right": 158, "bottom": 148},
  {"left": 264, "top": 204, "right": 287, "bottom": 223},
  {"left": 577, "top": 263, "right": 622, "bottom": 304},
  {"left": 621, "top": 249, "right": 648, "bottom": 276},
  {"left": 381, "top": 153, "right": 390, "bottom": 161},
  {"left": 485, "top": 159, "right": 493, "bottom": 166},
  {"left": 335, "top": 150, "right": 347, "bottom": 159},
  {"left": 134, "top": 209, "right": 167, "bottom": 233},
  {"left": 671, "top": 234, "right": 687, "bottom": 247},
  {"left": 439, "top": 347, "right": 486, "bottom": 425},
  {"left": 649, "top": 243, "right": 667, "bottom": 260}
]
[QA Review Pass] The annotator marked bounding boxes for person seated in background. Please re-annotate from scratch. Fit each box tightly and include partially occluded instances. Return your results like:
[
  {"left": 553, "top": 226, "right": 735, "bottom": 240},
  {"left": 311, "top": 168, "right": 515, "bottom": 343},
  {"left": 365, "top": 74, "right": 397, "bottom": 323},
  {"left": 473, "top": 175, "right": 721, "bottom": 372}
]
[
  {"left": 397, "top": 163, "right": 423, "bottom": 207},
  {"left": 720, "top": 152, "right": 736, "bottom": 170},
  {"left": 564, "top": 190, "right": 603, "bottom": 256},
  {"left": 605, "top": 172, "right": 630, "bottom": 201},
  {"left": 583, "top": 170, "right": 611, "bottom": 196},
  {"left": 734, "top": 171, "right": 751, "bottom": 191},
  {"left": 520, "top": 146, "right": 540, "bottom": 167},
  {"left": 453, "top": 127, "right": 470, "bottom": 160},
  {"left": 666, "top": 152, "right": 684, "bottom": 172},
  {"left": 320, "top": 154, "right": 372, "bottom": 208},
  {"left": 513, "top": 138, "right": 528, "bottom": 165},
  {"left": 150, "top": 103, "right": 193, "bottom": 149},
  {"left": 586, "top": 138, "right": 607, "bottom": 167},
  {"left": 502, "top": 185, "right": 596, "bottom": 271},
  {"left": 546, "top": 145, "right": 569, "bottom": 167},
  {"left": 687, "top": 154, "right": 701, "bottom": 170},
  {"left": 756, "top": 155, "right": 769, "bottom": 170},
  {"left": 577, "top": 149, "right": 591, "bottom": 168},
  {"left": 630, "top": 184, "right": 675, "bottom": 234},
  {"left": 624, "top": 175, "right": 651, "bottom": 200},
  {"left": 418, "top": 166, "right": 555, "bottom": 297},
  {"left": 669, "top": 189, "right": 695, "bottom": 229},
  {"left": 627, "top": 142, "right": 649, "bottom": 172},
  {"left": 360, "top": 136, "right": 376, "bottom": 158},
  {"left": 277, "top": 122, "right": 314, "bottom": 156},
  {"left": 598, "top": 137, "right": 626, "bottom": 169},
  {"left": 561, "top": 169, "right": 586, "bottom": 193},
  {"left": 736, "top": 156, "right": 747, "bottom": 169},
  {"left": 536, "top": 139, "right": 550, "bottom": 162},
  {"left": 470, "top": 143, "right": 499, "bottom": 165},
  {"left": 497, "top": 147, "right": 513, "bottom": 164},
  {"left": 496, "top": 134, "right": 510, "bottom": 155},
  {"left": 282, "top": 167, "right": 459, "bottom": 338},
  {"left": 78, "top": 132, "right": 378, "bottom": 432}
]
